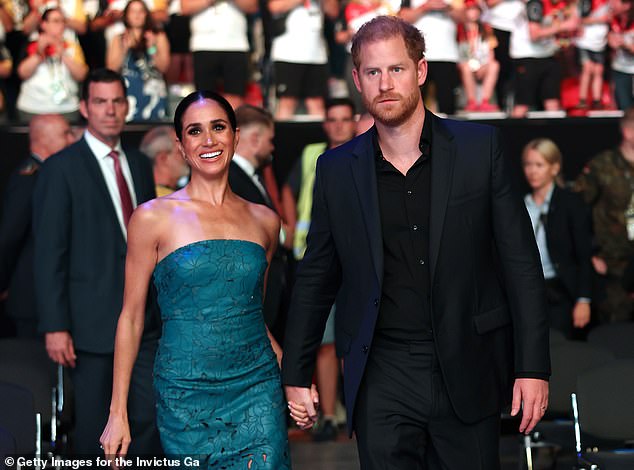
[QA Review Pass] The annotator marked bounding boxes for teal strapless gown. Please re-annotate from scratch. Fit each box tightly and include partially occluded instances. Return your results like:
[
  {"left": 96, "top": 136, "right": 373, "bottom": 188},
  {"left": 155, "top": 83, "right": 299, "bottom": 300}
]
[{"left": 152, "top": 239, "right": 290, "bottom": 469}]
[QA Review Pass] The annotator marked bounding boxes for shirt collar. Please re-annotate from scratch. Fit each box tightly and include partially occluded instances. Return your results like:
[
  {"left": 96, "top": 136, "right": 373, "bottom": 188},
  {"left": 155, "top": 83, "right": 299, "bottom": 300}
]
[
  {"left": 525, "top": 182, "right": 556, "bottom": 208},
  {"left": 373, "top": 107, "right": 433, "bottom": 162},
  {"left": 232, "top": 153, "right": 257, "bottom": 177},
  {"left": 84, "top": 129, "right": 123, "bottom": 160}
]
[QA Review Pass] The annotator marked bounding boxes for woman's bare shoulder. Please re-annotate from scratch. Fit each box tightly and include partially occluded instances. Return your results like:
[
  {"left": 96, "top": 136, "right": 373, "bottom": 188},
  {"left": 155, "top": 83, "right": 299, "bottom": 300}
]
[
  {"left": 247, "top": 201, "right": 280, "bottom": 231},
  {"left": 132, "top": 190, "right": 190, "bottom": 228}
]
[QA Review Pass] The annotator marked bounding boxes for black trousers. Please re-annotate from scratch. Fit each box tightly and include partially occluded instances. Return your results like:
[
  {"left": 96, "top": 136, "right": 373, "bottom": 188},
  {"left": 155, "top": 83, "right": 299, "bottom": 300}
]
[
  {"left": 71, "top": 338, "right": 162, "bottom": 455},
  {"left": 492, "top": 28, "right": 513, "bottom": 110},
  {"left": 354, "top": 335, "right": 501, "bottom": 470},
  {"left": 423, "top": 62, "right": 459, "bottom": 115}
]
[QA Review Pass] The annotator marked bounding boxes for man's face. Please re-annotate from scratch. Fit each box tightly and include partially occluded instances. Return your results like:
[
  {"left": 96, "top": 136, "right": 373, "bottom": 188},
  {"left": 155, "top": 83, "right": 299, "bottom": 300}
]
[
  {"left": 255, "top": 124, "right": 275, "bottom": 167},
  {"left": 323, "top": 105, "right": 356, "bottom": 148},
  {"left": 352, "top": 35, "right": 426, "bottom": 127},
  {"left": 80, "top": 81, "right": 129, "bottom": 146}
]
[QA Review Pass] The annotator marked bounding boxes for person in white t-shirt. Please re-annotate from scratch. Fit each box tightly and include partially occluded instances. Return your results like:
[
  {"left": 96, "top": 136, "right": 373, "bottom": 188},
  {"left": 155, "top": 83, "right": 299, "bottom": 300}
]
[
  {"left": 458, "top": 0, "right": 500, "bottom": 111},
  {"left": 509, "top": 0, "right": 579, "bottom": 117},
  {"left": 16, "top": 7, "right": 88, "bottom": 121},
  {"left": 181, "top": 0, "right": 257, "bottom": 110},
  {"left": 608, "top": 0, "right": 634, "bottom": 109},
  {"left": 574, "top": 0, "right": 610, "bottom": 109},
  {"left": 399, "top": 0, "right": 466, "bottom": 115},
  {"left": 268, "top": 0, "right": 338, "bottom": 119},
  {"left": 482, "top": 0, "right": 524, "bottom": 110}
]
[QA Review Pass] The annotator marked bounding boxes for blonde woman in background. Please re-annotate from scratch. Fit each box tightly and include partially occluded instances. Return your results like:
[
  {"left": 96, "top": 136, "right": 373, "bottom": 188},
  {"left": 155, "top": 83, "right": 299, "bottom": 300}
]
[{"left": 522, "top": 138, "right": 593, "bottom": 338}]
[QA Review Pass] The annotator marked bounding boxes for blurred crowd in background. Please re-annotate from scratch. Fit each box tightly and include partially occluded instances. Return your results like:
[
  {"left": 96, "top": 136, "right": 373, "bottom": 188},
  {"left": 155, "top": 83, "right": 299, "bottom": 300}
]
[{"left": 2, "top": 0, "right": 634, "bottom": 124}]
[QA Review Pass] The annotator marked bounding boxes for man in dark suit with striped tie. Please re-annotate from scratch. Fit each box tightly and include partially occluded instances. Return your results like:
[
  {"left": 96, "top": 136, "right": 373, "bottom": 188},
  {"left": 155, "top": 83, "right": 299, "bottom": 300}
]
[{"left": 33, "top": 68, "right": 162, "bottom": 455}]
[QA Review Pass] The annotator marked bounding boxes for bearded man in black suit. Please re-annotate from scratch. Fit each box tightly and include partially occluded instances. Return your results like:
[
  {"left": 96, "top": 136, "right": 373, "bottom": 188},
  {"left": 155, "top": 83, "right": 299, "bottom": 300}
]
[{"left": 283, "top": 16, "right": 550, "bottom": 470}]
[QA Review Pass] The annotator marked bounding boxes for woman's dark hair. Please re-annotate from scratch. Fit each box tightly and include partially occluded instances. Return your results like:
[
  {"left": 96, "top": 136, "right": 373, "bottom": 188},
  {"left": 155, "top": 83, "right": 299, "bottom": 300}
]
[
  {"left": 122, "top": 0, "right": 158, "bottom": 59},
  {"left": 42, "top": 6, "right": 63, "bottom": 22},
  {"left": 173, "top": 91, "right": 237, "bottom": 140},
  {"left": 39, "top": 7, "right": 64, "bottom": 34}
]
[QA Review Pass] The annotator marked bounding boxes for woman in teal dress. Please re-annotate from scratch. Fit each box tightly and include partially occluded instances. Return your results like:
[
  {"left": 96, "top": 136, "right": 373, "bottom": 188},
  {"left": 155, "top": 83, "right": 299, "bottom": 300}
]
[{"left": 100, "top": 91, "right": 309, "bottom": 468}]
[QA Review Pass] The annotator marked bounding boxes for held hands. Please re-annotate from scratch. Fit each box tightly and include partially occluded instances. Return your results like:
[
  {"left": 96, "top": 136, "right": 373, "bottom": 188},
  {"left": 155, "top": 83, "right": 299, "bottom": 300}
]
[
  {"left": 510, "top": 378, "right": 549, "bottom": 435},
  {"left": 285, "top": 384, "right": 320, "bottom": 430},
  {"left": 100, "top": 413, "right": 131, "bottom": 466},
  {"left": 37, "top": 34, "right": 65, "bottom": 59}
]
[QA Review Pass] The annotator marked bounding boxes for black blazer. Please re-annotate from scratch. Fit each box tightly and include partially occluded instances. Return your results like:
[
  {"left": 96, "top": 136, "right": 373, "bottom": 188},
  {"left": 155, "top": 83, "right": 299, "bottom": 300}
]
[
  {"left": 228, "top": 160, "right": 270, "bottom": 208},
  {"left": 282, "top": 114, "right": 550, "bottom": 432},
  {"left": 228, "top": 159, "right": 290, "bottom": 339},
  {"left": 0, "top": 156, "right": 40, "bottom": 324},
  {"left": 33, "top": 137, "right": 160, "bottom": 354},
  {"left": 542, "top": 186, "right": 593, "bottom": 301}
]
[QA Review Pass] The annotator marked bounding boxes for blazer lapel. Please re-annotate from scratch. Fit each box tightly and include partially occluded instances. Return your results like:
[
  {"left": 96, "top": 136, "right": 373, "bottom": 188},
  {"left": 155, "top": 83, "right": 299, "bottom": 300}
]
[
  {"left": 429, "top": 114, "right": 456, "bottom": 283},
  {"left": 77, "top": 137, "right": 126, "bottom": 243},
  {"left": 547, "top": 185, "right": 558, "bottom": 224},
  {"left": 350, "top": 127, "right": 384, "bottom": 285}
]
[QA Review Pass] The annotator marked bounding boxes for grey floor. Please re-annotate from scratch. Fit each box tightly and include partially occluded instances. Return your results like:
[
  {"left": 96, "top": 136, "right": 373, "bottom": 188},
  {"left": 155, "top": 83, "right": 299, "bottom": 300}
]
[{"left": 289, "top": 434, "right": 576, "bottom": 470}]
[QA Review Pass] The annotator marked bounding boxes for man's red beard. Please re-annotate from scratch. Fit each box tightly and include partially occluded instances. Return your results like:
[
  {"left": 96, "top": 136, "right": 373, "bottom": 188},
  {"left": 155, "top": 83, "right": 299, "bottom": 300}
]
[{"left": 363, "top": 88, "right": 421, "bottom": 127}]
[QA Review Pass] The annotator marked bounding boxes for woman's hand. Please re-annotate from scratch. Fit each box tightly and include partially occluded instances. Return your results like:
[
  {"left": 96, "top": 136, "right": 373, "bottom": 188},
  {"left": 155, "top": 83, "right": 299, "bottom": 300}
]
[
  {"left": 144, "top": 30, "right": 157, "bottom": 48},
  {"left": 36, "top": 33, "right": 51, "bottom": 55},
  {"left": 287, "top": 384, "right": 320, "bottom": 430},
  {"left": 99, "top": 413, "right": 131, "bottom": 462},
  {"left": 122, "top": 31, "right": 134, "bottom": 50}
]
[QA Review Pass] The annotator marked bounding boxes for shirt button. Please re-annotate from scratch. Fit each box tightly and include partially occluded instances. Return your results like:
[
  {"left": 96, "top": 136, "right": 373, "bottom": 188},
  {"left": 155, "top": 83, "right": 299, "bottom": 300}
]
[
  {"left": 407, "top": 190, "right": 413, "bottom": 196},
  {"left": 419, "top": 259, "right": 425, "bottom": 265},
  {"left": 413, "top": 224, "right": 418, "bottom": 231},
  {"left": 374, "top": 299, "right": 379, "bottom": 307},
  {"left": 362, "top": 345, "right": 369, "bottom": 354}
]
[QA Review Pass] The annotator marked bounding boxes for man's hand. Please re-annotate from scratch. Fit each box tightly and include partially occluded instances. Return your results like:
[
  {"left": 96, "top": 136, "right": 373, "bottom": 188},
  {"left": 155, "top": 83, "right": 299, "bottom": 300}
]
[
  {"left": 45, "top": 331, "right": 77, "bottom": 368},
  {"left": 285, "top": 385, "right": 319, "bottom": 430},
  {"left": 511, "top": 378, "right": 549, "bottom": 434},
  {"left": 573, "top": 301, "right": 591, "bottom": 328},
  {"left": 591, "top": 256, "right": 607, "bottom": 275}
]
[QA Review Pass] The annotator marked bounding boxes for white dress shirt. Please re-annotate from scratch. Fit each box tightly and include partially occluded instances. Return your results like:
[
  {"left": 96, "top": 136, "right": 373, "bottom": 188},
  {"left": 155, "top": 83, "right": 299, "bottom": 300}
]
[
  {"left": 84, "top": 130, "right": 138, "bottom": 239},
  {"left": 232, "top": 153, "right": 270, "bottom": 204}
]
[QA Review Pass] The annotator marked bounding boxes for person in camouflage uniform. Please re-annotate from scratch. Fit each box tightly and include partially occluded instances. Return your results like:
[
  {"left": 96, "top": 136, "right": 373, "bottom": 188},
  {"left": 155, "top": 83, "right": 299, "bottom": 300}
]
[{"left": 574, "top": 107, "right": 634, "bottom": 323}]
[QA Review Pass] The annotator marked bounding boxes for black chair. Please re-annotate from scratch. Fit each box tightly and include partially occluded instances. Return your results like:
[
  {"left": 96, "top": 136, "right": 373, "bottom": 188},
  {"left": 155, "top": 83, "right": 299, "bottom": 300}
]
[
  {"left": 574, "top": 359, "right": 634, "bottom": 469},
  {"left": 0, "top": 338, "right": 73, "bottom": 453},
  {"left": 531, "top": 341, "right": 614, "bottom": 466},
  {"left": 0, "top": 381, "right": 37, "bottom": 455},
  {"left": 0, "top": 424, "right": 16, "bottom": 470},
  {"left": 587, "top": 322, "right": 634, "bottom": 359}
]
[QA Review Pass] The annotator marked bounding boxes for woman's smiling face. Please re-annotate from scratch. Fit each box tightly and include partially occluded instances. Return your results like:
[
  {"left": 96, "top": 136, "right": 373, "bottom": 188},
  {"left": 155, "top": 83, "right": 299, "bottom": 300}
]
[{"left": 177, "top": 99, "right": 240, "bottom": 178}]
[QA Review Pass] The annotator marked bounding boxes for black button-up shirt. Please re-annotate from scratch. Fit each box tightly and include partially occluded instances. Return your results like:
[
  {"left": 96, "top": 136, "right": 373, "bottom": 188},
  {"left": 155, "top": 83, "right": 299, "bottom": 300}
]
[{"left": 374, "top": 109, "right": 433, "bottom": 341}]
